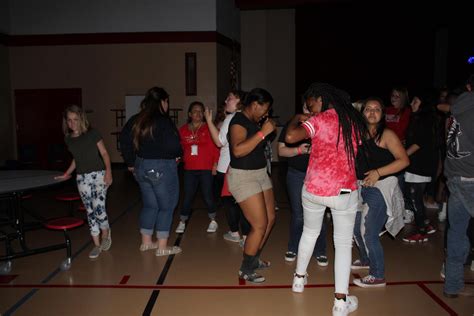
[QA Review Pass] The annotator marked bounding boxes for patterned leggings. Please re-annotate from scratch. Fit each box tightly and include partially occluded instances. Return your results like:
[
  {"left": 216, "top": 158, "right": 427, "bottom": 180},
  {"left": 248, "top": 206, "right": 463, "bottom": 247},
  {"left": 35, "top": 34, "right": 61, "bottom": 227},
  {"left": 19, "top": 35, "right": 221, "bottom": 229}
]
[{"left": 76, "top": 170, "right": 110, "bottom": 236}]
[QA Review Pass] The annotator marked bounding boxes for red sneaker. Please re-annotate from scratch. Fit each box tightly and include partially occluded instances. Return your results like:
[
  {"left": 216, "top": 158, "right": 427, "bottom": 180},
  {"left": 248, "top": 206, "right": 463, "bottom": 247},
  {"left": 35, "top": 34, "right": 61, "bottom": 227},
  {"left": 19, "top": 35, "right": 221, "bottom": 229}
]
[
  {"left": 403, "top": 233, "right": 428, "bottom": 243},
  {"left": 353, "top": 275, "right": 386, "bottom": 288}
]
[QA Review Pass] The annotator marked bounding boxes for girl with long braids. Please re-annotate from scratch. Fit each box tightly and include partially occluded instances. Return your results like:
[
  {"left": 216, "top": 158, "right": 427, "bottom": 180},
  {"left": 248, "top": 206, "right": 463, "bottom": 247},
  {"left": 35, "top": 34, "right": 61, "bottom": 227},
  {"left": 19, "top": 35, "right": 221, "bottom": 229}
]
[
  {"left": 120, "top": 87, "right": 182, "bottom": 256},
  {"left": 285, "top": 83, "right": 366, "bottom": 316}
]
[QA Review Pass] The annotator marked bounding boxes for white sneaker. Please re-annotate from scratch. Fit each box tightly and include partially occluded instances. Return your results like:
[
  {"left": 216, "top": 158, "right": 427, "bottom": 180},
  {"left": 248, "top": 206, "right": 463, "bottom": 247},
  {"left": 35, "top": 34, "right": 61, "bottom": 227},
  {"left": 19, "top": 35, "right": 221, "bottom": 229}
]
[
  {"left": 332, "top": 295, "right": 358, "bottom": 316},
  {"left": 176, "top": 221, "right": 186, "bottom": 233},
  {"left": 292, "top": 273, "right": 308, "bottom": 293},
  {"left": 223, "top": 231, "right": 240, "bottom": 242},
  {"left": 207, "top": 220, "right": 218, "bottom": 233}
]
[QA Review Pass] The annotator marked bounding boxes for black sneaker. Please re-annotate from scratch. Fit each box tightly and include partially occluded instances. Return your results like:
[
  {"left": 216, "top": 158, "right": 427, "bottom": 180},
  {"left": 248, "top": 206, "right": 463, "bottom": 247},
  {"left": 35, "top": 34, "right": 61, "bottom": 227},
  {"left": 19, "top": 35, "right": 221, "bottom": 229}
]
[
  {"left": 316, "top": 255, "right": 328, "bottom": 267},
  {"left": 238, "top": 270, "right": 265, "bottom": 283},
  {"left": 285, "top": 251, "right": 297, "bottom": 262}
]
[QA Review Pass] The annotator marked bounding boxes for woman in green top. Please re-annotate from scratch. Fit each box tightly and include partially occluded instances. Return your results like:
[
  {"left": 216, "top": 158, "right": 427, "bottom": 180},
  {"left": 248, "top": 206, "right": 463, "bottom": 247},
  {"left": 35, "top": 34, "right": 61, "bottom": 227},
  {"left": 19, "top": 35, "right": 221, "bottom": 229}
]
[{"left": 55, "top": 105, "right": 113, "bottom": 259}]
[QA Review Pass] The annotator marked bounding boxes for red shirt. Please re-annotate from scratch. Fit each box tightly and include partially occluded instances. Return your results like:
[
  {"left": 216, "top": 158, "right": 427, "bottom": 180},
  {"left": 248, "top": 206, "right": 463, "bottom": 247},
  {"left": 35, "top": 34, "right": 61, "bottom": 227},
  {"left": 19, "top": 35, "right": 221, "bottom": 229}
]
[
  {"left": 302, "top": 109, "right": 358, "bottom": 196},
  {"left": 179, "top": 123, "right": 219, "bottom": 170},
  {"left": 385, "top": 106, "right": 411, "bottom": 142}
]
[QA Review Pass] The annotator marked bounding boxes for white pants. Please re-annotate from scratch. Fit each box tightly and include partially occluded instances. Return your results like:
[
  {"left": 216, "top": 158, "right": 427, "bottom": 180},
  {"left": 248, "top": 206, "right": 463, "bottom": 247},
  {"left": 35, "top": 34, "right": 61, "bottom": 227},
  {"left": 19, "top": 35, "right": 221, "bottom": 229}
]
[{"left": 296, "top": 186, "right": 358, "bottom": 294}]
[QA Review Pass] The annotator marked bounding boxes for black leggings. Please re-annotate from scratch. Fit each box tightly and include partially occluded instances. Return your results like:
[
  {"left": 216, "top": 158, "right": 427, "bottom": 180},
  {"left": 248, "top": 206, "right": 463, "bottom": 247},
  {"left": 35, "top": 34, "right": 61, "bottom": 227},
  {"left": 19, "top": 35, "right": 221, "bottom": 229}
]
[
  {"left": 405, "top": 182, "right": 428, "bottom": 233},
  {"left": 215, "top": 172, "right": 250, "bottom": 235}
]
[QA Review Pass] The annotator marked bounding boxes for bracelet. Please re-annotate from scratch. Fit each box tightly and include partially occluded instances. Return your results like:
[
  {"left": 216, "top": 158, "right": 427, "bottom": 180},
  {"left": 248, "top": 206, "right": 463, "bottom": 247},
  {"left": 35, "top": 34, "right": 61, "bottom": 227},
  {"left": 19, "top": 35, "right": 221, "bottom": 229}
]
[
  {"left": 297, "top": 147, "right": 302, "bottom": 155},
  {"left": 257, "top": 131, "right": 265, "bottom": 140},
  {"left": 375, "top": 169, "right": 381, "bottom": 177}
]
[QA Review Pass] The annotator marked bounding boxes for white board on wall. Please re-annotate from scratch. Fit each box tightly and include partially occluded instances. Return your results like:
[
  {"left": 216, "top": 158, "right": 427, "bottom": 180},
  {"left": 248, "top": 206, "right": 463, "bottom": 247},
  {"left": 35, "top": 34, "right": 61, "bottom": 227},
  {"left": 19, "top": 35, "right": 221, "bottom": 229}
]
[{"left": 125, "top": 95, "right": 144, "bottom": 122}]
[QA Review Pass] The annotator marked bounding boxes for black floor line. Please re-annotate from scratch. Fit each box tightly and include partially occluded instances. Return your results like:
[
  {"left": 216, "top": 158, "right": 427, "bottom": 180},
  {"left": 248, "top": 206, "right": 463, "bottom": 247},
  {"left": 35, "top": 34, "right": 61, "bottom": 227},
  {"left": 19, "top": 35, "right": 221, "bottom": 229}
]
[
  {"left": 142, "top": 213, "right": 194, "bottom": 316},
  {"left": 3, "top": 198, "right": 140, "bottom": 316}
]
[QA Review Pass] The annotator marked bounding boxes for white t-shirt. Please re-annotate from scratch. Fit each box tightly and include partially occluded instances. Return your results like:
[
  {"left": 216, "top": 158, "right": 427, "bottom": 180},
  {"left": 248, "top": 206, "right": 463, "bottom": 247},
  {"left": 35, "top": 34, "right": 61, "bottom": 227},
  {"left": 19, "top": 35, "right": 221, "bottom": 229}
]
[{"left": 216, "top": 112, "right": 236, "bottom": 173}]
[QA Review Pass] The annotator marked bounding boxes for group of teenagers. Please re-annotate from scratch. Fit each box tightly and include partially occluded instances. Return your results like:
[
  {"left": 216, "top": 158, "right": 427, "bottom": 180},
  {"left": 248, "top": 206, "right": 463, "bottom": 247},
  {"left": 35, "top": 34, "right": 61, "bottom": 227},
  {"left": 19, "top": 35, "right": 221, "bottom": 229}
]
[{"left": 57, "top": 75, "right": 474, "bottom": 315}]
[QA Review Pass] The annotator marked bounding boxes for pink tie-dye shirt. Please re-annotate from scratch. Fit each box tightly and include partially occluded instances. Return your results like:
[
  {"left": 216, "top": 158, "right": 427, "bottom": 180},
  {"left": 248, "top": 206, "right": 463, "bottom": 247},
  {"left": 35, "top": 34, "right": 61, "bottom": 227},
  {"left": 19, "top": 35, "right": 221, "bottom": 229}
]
[{"left": 302, "top": 109, "right": 358, "bottom": 196}]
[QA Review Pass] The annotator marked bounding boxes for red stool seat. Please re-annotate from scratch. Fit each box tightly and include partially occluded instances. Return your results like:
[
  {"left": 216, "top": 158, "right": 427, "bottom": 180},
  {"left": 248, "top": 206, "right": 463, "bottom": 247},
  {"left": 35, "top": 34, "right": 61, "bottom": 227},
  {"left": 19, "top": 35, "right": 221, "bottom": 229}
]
[
  {"left": 45, "top": 217, "right": 84, "bottom": 230},
  {"left": 21, "top": 193, "right": 33, "bottom": 199},
  {"left": 55, "top": 193, "right": 81, "bottom": 202}
]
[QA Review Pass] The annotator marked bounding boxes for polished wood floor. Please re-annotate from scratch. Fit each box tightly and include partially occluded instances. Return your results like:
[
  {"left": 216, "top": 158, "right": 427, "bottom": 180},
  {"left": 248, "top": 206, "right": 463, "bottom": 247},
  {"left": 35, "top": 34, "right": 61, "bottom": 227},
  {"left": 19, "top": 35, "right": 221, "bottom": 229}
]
[{"left": 1, "top": 166, "right": 473, "bottom": 316}]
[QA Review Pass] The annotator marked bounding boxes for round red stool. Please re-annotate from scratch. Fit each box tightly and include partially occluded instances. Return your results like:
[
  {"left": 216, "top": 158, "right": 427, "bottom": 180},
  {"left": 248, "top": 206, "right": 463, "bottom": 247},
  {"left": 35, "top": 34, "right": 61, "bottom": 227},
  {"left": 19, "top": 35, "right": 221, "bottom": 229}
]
[{"left": 45, "top": 217, "right": 84, "bottom": 270}]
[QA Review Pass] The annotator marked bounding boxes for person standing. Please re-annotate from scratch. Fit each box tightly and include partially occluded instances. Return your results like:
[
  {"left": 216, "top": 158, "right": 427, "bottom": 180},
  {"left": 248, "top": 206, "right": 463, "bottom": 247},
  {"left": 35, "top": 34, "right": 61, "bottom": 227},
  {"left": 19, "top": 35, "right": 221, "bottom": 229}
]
[
  {"left": 175, "top": 101, "right": 220, "bottom": 234},
  {"left": 285, "top": 83, "right": 366, "bottom": 316},
  {"left": 352, "top": 97, "right": 409, "bottom": 287},
  {"left": 278, "top": 87, "right": 328, "bottom": 266},
  {"left": 56, "top": 105, "right": 112, "bottom": 259},
  {"left": 204, "top": 91, "right": 251, "bottom": 243},
  {"left": 120, "top": 87, "right": 182, "bottom": 256},
  {"left": 443, "top": 74, "right": 474, "bottom": 298},
  {"left": 227, "top": 88, "right": 276, "bottom": 283}
]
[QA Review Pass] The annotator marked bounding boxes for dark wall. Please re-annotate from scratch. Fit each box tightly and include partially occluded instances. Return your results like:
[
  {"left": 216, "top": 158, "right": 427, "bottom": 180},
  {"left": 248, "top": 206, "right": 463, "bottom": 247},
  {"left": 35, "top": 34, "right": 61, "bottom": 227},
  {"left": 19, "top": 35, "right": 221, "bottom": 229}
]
[{"left": 295, "top": 3, "right": 472, "bottom": 108}]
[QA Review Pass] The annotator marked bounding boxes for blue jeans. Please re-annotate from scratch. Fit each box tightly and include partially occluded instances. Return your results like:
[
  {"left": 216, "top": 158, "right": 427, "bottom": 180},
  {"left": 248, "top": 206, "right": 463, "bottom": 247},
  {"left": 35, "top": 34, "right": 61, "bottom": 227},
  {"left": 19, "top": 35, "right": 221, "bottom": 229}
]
[
  {"left": 444, "top": 176, "right": 474, "bottom": 295},
  {"left": 180, "top": 170, "right": 216, "bottom": 221},
  {"left": 134, "top": 158, "right": 179, "bottom": 239},
  {"left": 286, "top": 167, "right": 326, "bottom": 257},
  {"left": 354, "top": 187, "right": 388, "bottom": 279}
]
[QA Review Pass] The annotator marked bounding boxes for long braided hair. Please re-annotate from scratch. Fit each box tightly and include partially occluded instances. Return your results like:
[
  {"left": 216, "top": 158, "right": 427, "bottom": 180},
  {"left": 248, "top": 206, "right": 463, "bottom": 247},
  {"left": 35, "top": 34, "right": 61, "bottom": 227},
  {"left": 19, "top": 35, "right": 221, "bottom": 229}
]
[{"left": 304, "top": 82, "right": 367, "bottom": 168}]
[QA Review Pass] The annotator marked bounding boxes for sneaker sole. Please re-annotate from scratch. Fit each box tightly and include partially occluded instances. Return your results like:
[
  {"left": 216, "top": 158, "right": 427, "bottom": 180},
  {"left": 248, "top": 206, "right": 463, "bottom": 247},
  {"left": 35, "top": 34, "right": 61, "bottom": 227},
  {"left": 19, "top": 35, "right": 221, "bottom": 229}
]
[
  {"left": 88, "top": 252, "right": 101, "bottom": 259},
  {"left": 351, "top": 266, "right": 369, "bottom": 270},
  {"left": 238, "top": 271, "right": 265, "bottom": 283},
  {"left": 292, "top": 286, "right": 304, "bottom": 293},
  {"left": 403, "top": 238, "right": 428, "bottom": 243},
  {"left": 353, "top": 280, "right": 386, "bottom": 288},
  {"left": 223, "top": 236, "right": 240, "bottom": 242},
  {"left": 285, "top": 256, "right": 296, "bottom": 262},
  {"left": 317, "top": 261, "right": 329, "bottom": 267}
]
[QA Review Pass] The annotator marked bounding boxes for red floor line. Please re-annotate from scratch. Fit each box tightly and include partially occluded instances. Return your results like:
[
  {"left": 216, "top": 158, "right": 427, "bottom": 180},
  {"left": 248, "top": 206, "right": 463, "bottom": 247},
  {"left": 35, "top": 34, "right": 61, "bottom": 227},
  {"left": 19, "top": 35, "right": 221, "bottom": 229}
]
[
  {"left": 417, "top": 282, "right": 458, "bottom": 316},
  {"left": 1, "top": 280, "right": 469, "bottom": 290},
  {"left": 238, "top": 278, "right": 246, "bottom": 286},
  {"left": 119, "top": 275, "right": 130, "bottom": 285}
]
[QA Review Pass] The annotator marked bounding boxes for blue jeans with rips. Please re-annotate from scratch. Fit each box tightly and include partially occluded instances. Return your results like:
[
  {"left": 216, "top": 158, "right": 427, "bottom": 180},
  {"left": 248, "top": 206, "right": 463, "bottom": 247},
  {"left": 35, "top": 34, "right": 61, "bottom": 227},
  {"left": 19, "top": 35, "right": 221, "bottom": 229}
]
[
  {"left": 134, "top": 158, "right": 179, "bottom": 239},
  {"left": 444, "top": 176, "right": 474, "bottom": 295},
  {"left": 353, "top": 187, "right": 388, "bottom": 279},
  {"left": 286, "top": 167, "right": 327, "bottom": 257}
]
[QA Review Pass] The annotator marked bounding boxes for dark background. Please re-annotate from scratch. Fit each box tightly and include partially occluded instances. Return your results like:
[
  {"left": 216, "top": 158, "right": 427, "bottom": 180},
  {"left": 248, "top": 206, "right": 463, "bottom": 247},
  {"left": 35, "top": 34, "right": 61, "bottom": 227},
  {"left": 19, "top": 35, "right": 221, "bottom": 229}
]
[{"left": 294, "top": 2, "right": 474, "bottom": 106}]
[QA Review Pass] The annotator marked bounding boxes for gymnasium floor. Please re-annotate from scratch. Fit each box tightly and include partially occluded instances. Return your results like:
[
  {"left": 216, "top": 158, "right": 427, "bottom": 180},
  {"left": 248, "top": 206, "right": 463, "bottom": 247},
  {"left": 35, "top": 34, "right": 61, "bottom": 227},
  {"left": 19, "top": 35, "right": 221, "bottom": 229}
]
[{"left": 1, "top": 166, "right": 473, "bottom": 316}]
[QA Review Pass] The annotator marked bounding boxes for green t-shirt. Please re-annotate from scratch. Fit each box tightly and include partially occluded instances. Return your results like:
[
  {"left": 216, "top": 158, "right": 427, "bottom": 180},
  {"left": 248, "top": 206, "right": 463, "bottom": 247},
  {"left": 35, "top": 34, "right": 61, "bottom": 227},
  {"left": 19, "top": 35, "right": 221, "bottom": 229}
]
[{"left": 65, "top": 129, "right": 105, "bottom": 174}]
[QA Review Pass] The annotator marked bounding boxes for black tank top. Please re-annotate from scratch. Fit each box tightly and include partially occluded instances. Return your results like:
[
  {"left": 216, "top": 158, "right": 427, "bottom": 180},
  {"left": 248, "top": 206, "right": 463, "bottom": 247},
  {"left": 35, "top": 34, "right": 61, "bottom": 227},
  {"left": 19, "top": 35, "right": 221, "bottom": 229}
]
[{"left": 356, "top": 138, "right": 395, "bottom": 180}]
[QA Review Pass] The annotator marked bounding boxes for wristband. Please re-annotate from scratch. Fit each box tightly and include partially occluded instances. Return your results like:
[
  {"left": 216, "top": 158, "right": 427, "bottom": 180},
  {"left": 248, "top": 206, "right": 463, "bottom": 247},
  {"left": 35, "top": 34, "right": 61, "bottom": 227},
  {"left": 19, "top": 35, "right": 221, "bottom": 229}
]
[
  {"left": 297, "top": 147, "right": 302, "bottom": 155},
  {"left": 257, "top": 131, "right": 265, "bottom": 140},
  {"left": 375, "top": 169, "right": 381, "bottom": 177}
]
